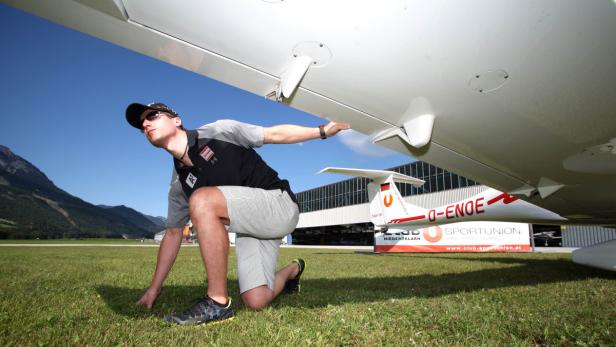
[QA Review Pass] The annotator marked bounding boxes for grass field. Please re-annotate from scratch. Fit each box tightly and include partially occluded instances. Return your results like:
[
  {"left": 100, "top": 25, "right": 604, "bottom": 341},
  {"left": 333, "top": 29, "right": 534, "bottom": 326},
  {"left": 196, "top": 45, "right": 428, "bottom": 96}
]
[
  {"left": 0, "top": 247, "right": 614, "bottom": 346},
  {"left": 0, "top": 238, "right": 146, "bottom": 244}
]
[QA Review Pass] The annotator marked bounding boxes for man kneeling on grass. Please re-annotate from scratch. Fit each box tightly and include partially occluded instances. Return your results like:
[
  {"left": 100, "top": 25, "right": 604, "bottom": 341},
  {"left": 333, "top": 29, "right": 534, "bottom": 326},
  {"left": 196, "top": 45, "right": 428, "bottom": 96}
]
[{"left": 127, "top": 102, "right": 349, "bottom": 325}]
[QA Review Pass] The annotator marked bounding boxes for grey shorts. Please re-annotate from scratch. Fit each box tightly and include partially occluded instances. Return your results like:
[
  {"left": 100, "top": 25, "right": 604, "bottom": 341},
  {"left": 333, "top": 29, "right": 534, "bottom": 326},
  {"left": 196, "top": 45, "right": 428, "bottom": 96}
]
[{"left": 217, "top": 186, "right": 299, "bottom": 293}]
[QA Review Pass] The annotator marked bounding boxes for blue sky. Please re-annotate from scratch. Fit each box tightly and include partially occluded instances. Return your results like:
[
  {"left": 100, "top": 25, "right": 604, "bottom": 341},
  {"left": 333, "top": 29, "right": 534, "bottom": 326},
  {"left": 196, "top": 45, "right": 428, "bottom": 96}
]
[{"left": 0, "top": 4, "right": 411, "bottom": 217}]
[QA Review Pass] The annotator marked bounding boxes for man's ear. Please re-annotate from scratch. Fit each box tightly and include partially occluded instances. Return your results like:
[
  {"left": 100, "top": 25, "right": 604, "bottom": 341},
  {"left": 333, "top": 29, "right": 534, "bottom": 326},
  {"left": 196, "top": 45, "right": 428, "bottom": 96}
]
[{"left": 174, "top": 117, "right": 182, "bottom": 127}]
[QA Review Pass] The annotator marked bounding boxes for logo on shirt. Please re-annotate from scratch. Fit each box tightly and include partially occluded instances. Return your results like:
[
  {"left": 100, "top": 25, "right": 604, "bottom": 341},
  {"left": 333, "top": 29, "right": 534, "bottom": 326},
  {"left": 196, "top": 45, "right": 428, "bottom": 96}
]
[
  {"left": 200, "top": 145, "right": 218, "bottom": 165},
  {"left": 200, "top": 146, "right": 215, "bottom": 161},
  {"left": 186, "top": 172, "right": 197, "bottom": 188}
]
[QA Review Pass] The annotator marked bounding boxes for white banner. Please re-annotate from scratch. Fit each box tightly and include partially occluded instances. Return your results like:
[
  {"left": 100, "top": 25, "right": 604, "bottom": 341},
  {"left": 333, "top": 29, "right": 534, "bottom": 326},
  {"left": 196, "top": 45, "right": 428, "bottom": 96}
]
[{"left": 375, "top": 221, "right": 530, "bottom": 252}]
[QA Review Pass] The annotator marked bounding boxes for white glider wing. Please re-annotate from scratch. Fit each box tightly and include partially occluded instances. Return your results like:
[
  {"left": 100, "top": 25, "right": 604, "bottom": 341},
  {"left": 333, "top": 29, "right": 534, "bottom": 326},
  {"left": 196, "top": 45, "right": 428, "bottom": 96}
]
[{"left": 4, "top": 0, "right": 616, "bottom": 223}]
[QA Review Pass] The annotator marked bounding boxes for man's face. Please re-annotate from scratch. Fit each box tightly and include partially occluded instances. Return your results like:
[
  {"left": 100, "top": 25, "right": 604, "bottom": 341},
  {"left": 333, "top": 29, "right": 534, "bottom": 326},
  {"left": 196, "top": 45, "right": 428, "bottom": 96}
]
[{"left": 141, "top": 111, "right": 181, "bottom": 147}]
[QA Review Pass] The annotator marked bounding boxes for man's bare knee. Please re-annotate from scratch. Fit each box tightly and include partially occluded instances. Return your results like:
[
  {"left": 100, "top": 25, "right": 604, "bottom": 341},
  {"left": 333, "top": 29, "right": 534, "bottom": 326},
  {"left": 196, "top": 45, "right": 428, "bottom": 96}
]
[
  {"left": 189, "top": 187, "right": 228, "bottom": 221},
  {"left": 241, "top": 286, "right": 272, "bottom": 310},
  {"left": 242, "top": 296, "right": 269, "bottom": 310},
  {"left": 189, "top": 187, "right": 217, "bottom": 209}
]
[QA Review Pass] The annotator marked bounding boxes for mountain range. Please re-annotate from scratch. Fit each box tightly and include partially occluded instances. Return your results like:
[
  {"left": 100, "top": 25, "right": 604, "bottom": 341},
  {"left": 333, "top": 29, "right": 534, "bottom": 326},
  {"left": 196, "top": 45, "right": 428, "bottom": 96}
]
[{"left": 0, "top": 145, "right": 165, "bottom": 239}]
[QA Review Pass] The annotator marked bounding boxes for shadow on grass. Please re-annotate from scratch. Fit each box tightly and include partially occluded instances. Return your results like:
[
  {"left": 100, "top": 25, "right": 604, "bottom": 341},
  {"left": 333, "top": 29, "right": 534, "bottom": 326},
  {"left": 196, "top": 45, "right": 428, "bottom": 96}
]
[
  {"left": 95, "top": 281, "right": 240, "bottom": 319},
  {"left": 96, "top": 256, "right": 615, "bottom": 317}
]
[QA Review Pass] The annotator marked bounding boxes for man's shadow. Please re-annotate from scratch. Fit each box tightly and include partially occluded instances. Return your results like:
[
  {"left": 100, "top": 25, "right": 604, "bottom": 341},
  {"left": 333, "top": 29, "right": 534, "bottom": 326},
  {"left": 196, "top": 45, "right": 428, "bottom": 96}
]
[{"left": 96, "top": 256, "right": 615, "bottom": 318}]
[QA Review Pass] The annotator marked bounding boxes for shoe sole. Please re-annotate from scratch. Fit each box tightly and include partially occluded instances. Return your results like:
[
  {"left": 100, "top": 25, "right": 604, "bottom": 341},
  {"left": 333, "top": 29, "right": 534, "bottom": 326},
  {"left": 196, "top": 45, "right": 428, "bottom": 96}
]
[
  {"left": 166, "top": 316, "right": 235, "bottom": 326},
  {"left": 293, "top": 258, "right": 307, "bottom": 277},
  {"left": 291, "top": 258, "right": 306, "bottom": 294},
  {"left": 201, "top": 316, "right": 235, "bottom": 326}
]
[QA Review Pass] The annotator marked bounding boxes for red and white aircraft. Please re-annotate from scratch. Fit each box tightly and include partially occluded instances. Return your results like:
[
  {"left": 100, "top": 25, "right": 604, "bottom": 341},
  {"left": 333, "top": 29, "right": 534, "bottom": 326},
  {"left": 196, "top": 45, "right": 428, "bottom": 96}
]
[
  {"left": 3, "top": 1, "right": 615, "bottom": 270},
  {"left": 320, "top": 167, "right": 614, "bottom": 271},
  {"left": 320, "top": 167, "right": 565, "bottom": 230}
]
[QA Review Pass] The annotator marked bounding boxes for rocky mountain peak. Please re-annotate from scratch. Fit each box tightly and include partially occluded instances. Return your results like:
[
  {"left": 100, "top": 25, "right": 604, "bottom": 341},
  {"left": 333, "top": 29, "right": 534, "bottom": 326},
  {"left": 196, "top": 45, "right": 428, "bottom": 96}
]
[
  {"left": 0, "top": 144, "right": 161, "bottom": 238},
  {"left": 0, "top": 145, "right": 55, "bottom": 189}
]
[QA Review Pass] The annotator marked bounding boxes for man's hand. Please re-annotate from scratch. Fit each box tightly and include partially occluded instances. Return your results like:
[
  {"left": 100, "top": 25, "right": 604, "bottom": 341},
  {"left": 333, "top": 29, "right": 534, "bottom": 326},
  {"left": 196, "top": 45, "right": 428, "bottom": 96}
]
[
  {"left": 323, "top": 121, "right": 350, "bottom": 138},
  {"left": 136, "top": 287, "right": 161, "bottom": 309}
]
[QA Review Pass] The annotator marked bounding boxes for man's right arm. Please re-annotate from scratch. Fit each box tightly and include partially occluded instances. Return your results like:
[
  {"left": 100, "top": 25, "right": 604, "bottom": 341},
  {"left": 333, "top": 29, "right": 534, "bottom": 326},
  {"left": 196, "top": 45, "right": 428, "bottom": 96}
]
[
  {"left": 148, "top": 227, "right": 183, "bottom": 291},
  {"left": 136, "top": 227, "right": 183, "bottom": 308},
  {"left": 137, "top": 168, "right": 189, "bottom": 308},
  {"left": 263, "top": 121, "right": 350, "bottom": 144}
]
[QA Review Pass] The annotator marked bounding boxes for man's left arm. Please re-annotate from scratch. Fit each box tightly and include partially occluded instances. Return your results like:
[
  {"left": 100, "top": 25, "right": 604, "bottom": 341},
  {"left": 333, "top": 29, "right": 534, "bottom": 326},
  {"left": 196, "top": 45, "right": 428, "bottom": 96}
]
[{"left": 263, "top": 121, "right": 350, "bottom": 144}]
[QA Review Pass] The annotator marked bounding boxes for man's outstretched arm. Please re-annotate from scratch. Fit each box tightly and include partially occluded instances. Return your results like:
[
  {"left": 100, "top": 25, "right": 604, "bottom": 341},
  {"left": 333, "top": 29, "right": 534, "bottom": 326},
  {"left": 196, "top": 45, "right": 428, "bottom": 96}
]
[
  {"left": 136, "top": 227, "right": 182, "bottom": 308},
  {"left": 263, "top": 121, "right": 350, "bottom": 144}
]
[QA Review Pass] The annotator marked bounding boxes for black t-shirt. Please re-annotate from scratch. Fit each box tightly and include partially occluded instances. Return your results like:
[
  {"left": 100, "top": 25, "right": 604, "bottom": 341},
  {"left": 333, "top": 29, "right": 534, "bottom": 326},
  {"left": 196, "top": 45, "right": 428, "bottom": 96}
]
[{"left": 166, "top": 120, "right": 296, "bottom": 228}]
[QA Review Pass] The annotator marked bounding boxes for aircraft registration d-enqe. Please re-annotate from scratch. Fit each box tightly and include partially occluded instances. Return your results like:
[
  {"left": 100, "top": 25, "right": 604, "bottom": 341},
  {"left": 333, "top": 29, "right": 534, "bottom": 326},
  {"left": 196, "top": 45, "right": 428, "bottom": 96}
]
[{"left": 4, "top": 1, "right": 615, "bottom": 270}]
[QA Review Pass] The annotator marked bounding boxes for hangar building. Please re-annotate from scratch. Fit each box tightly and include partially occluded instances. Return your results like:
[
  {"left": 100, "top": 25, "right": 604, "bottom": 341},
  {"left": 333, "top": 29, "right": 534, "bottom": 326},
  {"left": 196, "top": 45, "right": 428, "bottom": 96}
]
[
  {"left": 292, "top": 161, "right": 616, "bottom": 247},
  {"left": 294, "top": 161, "right": 483, "bottom": 245}
]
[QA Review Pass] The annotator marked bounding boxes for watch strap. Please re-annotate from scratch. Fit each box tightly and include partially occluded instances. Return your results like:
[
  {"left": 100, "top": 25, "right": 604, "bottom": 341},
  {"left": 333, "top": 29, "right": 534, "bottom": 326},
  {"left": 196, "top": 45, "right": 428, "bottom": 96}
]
[{"left": 318, "top": 125, "right": 327, "bottom": 139}]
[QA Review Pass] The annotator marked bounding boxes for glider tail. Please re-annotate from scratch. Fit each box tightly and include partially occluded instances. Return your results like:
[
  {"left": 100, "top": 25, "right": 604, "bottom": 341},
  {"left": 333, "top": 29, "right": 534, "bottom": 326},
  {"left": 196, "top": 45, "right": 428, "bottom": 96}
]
[{"left": 319, "top": 167, "right": 426, "bottom": 228}]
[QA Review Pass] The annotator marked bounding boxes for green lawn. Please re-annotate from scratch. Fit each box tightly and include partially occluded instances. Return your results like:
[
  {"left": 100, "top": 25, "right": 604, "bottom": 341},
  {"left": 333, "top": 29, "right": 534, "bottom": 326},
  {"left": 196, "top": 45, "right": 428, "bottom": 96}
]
[
  {"left": 0, "top": 247, "right": 614, "bottom": 346},
  {"left": 0, "top": 238, "right": 146, "bottom": 244}
]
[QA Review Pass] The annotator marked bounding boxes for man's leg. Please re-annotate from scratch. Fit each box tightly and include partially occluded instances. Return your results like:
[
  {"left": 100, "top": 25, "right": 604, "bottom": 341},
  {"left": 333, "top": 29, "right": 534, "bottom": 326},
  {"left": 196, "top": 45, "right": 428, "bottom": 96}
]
[
  {"left": 217, "top": 186, "right": 300, "bottom": 310},
  {"left": 241, "top": 262, "right": 300, "bottom": 309},
  {"left": 189, "top": 186, "right": 230, "bottom": 305}
]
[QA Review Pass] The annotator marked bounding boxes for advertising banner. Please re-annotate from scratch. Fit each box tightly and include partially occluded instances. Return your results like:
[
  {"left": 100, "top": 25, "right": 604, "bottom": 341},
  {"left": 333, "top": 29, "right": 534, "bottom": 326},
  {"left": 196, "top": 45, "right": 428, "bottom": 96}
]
[{"left": 375, "top": 221, "right": 530, "bottom": 252}]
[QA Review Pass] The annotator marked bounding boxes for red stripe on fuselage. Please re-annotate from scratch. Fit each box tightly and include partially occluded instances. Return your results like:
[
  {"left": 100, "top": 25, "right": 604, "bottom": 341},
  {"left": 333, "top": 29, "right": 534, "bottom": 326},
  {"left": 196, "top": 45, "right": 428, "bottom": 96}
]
[
  {"left": 388, "top": 192, "right": 518, "bottom": 225},
  {"left": 487, "top": 193, "right": 519, "bottom": 205},
  {"left": 388, "top": 215, "right": 426, "bottom": 224}
]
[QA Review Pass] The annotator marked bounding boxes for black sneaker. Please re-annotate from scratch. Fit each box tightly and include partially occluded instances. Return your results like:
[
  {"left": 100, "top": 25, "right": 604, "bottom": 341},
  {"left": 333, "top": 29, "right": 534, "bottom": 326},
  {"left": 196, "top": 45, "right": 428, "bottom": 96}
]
[
  {"left": 163, "top": 296, "right": 234, "bottom": 325},
  {"left": 283, "top": 258, "right": 306, "bottom": 294}
]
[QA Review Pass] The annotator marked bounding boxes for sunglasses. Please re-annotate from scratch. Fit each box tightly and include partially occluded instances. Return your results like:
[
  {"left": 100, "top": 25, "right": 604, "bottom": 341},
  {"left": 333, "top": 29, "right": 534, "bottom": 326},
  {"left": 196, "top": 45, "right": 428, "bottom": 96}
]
[
  {"left": 140, "top": 111, "right": 176, "bottom": 131},
  {"left": 143, "top": 111, "right": 166, "bottom": 122}
]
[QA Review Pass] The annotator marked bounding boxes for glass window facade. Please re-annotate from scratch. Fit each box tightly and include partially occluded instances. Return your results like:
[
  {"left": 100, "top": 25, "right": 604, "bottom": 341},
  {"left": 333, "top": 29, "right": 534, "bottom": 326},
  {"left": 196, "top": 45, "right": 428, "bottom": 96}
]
[{"left": 297, "top": 161, "right": 481, "bottom": 213}]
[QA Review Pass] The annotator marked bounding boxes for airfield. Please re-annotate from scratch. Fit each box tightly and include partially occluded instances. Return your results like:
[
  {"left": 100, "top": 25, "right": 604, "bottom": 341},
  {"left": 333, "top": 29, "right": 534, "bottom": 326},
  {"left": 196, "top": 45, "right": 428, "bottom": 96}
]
[{"left": 1, "top": 243, "right": 614, "bottom": 346}]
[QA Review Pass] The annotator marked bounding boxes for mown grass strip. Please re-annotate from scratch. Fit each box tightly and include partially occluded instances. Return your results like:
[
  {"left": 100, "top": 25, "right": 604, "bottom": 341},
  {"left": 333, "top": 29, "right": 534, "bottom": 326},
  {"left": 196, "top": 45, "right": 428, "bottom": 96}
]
[
  {"left": 0, "top": 248, "right": 614, "bottom": 346},
  {"left": 0, "top": 238, "right": 143, "bottom": 244}
]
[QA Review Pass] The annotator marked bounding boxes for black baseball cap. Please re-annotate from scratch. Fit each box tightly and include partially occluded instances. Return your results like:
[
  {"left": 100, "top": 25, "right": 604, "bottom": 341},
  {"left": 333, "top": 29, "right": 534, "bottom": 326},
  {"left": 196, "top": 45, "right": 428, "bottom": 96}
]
[{"left": 125, "top": 102, "right": 180, "bottom": 130}]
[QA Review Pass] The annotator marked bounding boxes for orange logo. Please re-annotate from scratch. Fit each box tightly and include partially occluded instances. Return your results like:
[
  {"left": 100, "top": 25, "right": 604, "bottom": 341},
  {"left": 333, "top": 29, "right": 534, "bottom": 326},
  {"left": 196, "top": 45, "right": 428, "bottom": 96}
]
[
  {"left": 383, "top": 195, "right": 393, "bottom": 207},
  {"left": 422, "top": 226, "right": 443, "bottom": 243}
]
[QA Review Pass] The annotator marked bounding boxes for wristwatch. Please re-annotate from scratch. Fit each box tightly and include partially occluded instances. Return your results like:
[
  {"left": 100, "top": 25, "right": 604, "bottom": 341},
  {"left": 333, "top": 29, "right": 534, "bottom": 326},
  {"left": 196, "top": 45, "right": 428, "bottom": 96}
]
[{"left": 318, "top": 125, "right": 327, "bottom": 139}]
